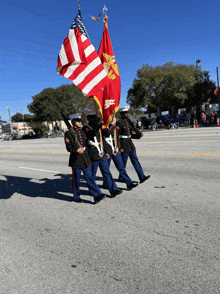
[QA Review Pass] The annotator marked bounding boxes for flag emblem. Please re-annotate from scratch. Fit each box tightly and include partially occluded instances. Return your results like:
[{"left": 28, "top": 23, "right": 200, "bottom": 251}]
[
  {"left": 104, "top": 99, "right": 115, "bottom": 109},
  {"left": 103, "top": 53, "right": 120, "bottom": 80}
]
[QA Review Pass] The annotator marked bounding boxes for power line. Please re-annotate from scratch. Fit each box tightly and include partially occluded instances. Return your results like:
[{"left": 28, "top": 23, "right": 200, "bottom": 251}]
[
  {"left": 0, "top": 26, "right": 163, "bottom": 65},
  {"left": 2, "top": 0, "right": 220, "bottom": 70},
  {"left": 2, "top": 33, "right": 59, "bottom": 50},
  {"left": 0, "top": 46, "right": 140, "bottom": 73},
  {"left": 0, "top": 16, "right": 62, "bottom": 39},
  {"left": 2, "top": 0, "right": 66, "bottom": 27},
  {"left": 1, "top": 1, "right": 166, "bottom": 63},
  {"left": 0, "top": 46, "right": 216, "bottom": 76},
  {"left": 0, "top": 47, "right": 55, "bottom": 60}
]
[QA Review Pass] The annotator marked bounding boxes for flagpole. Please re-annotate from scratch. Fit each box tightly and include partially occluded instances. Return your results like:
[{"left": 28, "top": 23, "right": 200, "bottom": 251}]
[
  {"left": 94, "top": 100, "right": 99, "bottom": 117},
  {"left": 91, "top": 5, "right": 120, "bottom": 126},
  {"left": 103, "top": 5, "right": 108, "bottom": 17},
  {"left": 92, "top": 6, "right": 107, "bottom": 121}
]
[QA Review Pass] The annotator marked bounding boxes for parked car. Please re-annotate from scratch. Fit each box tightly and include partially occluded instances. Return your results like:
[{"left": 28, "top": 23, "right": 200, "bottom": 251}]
[
  {"left": 2, "top": 133, "right": 12, "bottom": 140},
  {"left": 156, "top": 115, "right": 169, "bottom": 124},
  {"left": 22, "top": 134, "right": 30, "bottom": 139},
  {"left": 137, "top": 117, "right": 157, "bottom": 129},
  {"left": 176, "top": 114, "right": 190, "bottom": 125},
  {"left": 163, "top": 115, "right": 175, "bottom": 126}
]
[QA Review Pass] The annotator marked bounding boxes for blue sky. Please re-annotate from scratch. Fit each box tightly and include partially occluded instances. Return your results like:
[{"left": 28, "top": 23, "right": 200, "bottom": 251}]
[{"left": 1, "top": 0, "right": 219, "bottom": 122}]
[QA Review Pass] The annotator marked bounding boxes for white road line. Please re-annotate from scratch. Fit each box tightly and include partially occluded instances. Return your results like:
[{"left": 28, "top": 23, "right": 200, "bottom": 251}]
[
  {"left": 19, "top": 167, "right": 61, "bottom": 173},
  {"left": 142, "top": 133, "right": 220, "bottom": 139}
]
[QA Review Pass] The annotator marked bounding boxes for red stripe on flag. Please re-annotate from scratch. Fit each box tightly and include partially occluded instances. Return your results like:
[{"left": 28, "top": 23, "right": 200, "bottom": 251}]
[
  {"left": 67, "top": 50, "right": 99, "bottom": 79},
  {"left": 59, "top": 63, "right": 71, "bottom": 76},
  {"left": 57, "top": 56, "right": 62, "bottom": 68},
  {"left": 77, "top": 63, "right": 107, "bottom": 95},
  {"left": 63, "top": 35, "right": 77, "bottom": 64},
  {"left": 57, "top": 24, "right": 108, "bottom": 97}
]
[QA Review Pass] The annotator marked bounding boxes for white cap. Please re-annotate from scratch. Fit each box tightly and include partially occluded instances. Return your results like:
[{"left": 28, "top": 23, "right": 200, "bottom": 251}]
[
  {"left": 69, "top": 113, "right": 81, "bottom": 120},
  {"left": 119, "top": 106, "right": 130, "bottom": 112},
  {"left": 86, "top": 110, "right": 96, "bottom": 116}
]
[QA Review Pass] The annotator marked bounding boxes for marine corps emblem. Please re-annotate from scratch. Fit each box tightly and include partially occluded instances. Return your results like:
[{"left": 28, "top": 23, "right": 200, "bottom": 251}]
[
  {"left": 103, "top": 53, "right": 120, "bottom": 80},
  {"left": 104, "top": 99, "right": 115, "bottom": 109}
]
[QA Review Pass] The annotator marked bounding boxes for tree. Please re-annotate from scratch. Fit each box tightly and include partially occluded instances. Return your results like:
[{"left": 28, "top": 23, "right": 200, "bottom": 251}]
[
  {"left": 11, "top": 113, "right": 23, "bottom": 122},
  {"left": 24, "top": 114, "right": 33, "bottom": 123},
  {"left": 186, "top": 71, "right": 216, "bottom": 107},
  {"left": 126, "top": 62, "right": 213, "bottom": 115},
  {"left": 27, "top": 84, "right": 95, "bottom": 125},
  {"left": 29, "top": 121, "right": 48, "bottom": 135},
  {"left": 11, "top": 113, "right": 33, "bottom": 123},
  {"left": 0, "top": 119, "right": 7, "bottom": 125}
]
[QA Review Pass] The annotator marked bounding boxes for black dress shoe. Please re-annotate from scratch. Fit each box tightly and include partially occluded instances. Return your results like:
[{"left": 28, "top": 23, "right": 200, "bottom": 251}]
[
  {"left": 111, "top": 189, "right": 123, "bottom": 198},
  {"left": 127, "top": 183, "right": 138, "bottom": 190},
  {"left": 72, "top": 198, "right": 83, "bottom": 203},
  {"left": 94, "top": 194, "right": 106, "bottom": 204},
  {"left": 140, "top": 175, "right": 151, "bottom": 184}
]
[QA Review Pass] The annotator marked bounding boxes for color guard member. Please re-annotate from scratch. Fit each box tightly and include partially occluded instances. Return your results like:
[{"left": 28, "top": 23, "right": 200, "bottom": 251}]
[
  {"left": 83, "top": 111, "right": 122, "bottom": 198},
  {"left": 64, "top": 113, "right": 106, "bottom": 204},
  {"left": 102, "top": 116, "right": 138, "bottom": 190},
  {"left": 116, "top": 106, "right": 150, "bottom": 183}
]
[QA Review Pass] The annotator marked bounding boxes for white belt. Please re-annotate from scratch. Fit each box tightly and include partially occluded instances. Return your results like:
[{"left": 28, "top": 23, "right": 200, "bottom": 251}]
[
  {"left": 119, "top": 135, "right": 131, "bottom": 139},
  {"left": 88, "top": 137, "right": 103, "bottom": 156},
  {"left": 105, "top": 135, "right": 114, "bottom": 153}
]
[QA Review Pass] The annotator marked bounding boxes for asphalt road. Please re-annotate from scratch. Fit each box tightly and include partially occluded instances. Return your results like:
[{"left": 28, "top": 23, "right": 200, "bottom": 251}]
[{"left": 1, "top": 127, "right": 220, "bottom": 294}]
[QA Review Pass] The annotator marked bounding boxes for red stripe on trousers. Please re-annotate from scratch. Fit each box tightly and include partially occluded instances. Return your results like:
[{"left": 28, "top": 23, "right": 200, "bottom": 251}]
[{"left": 72, "top": 167, "right": 74, "bottom": 194}]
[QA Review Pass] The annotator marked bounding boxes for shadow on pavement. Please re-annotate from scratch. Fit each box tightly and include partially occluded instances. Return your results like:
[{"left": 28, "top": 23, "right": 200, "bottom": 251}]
[{"left": 0, "top": 174, "right": 94, "bottom": 203}]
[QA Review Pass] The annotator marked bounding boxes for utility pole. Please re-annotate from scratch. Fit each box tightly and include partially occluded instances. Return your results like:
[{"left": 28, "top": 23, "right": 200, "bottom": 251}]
[
  {"left": 22, "top": 108, "right": 25, "bottom": 134},
  {"left": 194, "top": 60, "right": 201, "bottom": 122},
  {"left": 7, "top": 106, "right": 13, "bottom": 134},
  {"left": 217, "top": 67, "right": 220, "bottom": 114}
]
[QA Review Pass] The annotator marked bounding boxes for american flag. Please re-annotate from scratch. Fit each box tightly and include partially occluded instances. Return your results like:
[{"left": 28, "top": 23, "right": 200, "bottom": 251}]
[{"left": 56, "top": 5, "right": 108, "bottom": 97}]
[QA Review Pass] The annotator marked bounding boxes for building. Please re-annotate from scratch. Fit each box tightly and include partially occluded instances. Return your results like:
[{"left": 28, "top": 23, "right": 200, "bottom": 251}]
[
  {"left": 42, "top": 121, "right": 67, "bottom": 132},
  {"left": 2, "top": 122, "right": 33, "bottom": 135}
]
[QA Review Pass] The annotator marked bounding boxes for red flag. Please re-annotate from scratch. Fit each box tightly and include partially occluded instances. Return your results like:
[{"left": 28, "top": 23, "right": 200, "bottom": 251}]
[
  {"left": 56, "top": 7, "right": 108, "bottom": 98},
  {"left": 94, "top": 17, "right": 121, "bottom": 126}
]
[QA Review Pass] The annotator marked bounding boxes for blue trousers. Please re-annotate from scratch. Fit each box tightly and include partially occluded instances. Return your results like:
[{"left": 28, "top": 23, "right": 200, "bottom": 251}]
[
  {"left": 91, "top": 158, "right": 118, "bottom": 194},
  {"left": 107, "top": 153, "right": 133, "bottom": 187},
  {"left": 72, "top": 165, "right": 102, "bottom": 200},
  {"left": 118, "top": 150, "right": 145, "bottom": 182}
]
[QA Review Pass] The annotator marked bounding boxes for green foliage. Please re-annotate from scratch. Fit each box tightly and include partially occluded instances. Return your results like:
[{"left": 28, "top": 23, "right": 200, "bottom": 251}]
[
  {"left": 27, "top": 84, "right": 95, "bottom": 123},
  {"left": 29, "top": 121, "right": 48, "bottom": 134},
  {"left": 11, "top": 113, "right": 23, "bottom": 122},
  {"left": 11, "top": 112, "right": 44, "bottom": 133},
  {"left": 186, "top": 71, "right": 216, "bottom": 107},
  {"left": 11, "top": 113, "right": 34, "bottom": 123},
  {"left": 127, "top": 62, "right": 215, "bottom": 113},
  {"left": 0, "top": 119, "right": 7, "bottom": 125},
  {"left": 24, "top": 114, "right": 33, "bottom": 123}
]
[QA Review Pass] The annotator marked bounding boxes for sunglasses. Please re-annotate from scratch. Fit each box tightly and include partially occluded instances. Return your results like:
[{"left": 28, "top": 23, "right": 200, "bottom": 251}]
[{"left": 74, "top": 118, "right": 82, "bottom": 122}]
